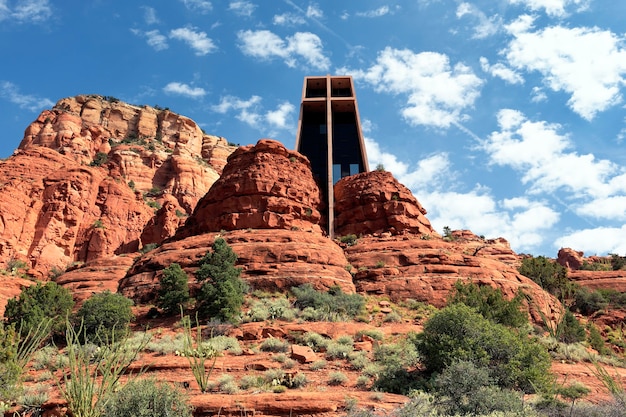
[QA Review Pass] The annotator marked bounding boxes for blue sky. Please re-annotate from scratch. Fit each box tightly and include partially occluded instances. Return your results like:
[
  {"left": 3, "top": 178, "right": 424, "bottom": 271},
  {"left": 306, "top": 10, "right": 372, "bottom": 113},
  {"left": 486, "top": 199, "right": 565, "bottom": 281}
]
[{"left": 1, "top": 0, "right": 626, "bottom": 257}]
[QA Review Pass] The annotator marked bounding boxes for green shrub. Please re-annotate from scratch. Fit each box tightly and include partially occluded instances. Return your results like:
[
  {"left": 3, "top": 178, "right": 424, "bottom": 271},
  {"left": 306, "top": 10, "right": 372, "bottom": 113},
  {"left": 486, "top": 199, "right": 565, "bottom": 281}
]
[
  {"left": 447, "top": 280, "right": 527, "bottom": 328},
  {"left": 76, "top": 291, "right": 134, "bottom": 344},
  {"left": 415, "top": 303, "right": 551, "bottom": 393},
  {"left": 572, "top": 288, "right": 608, "bottom": 316},
  {"left": 588, "top": 323, "right": 608, "bottom": 355},
  {"left": 339, "top": 234, "right": 358, "bottom": 246},
  {"left": 4, "top": 281, "right": 74, "bottom": 335},
  {"left": 328, "top": 371, "right": 348, "bottom": 386},
  {"left": 610, "top": 254, "right": 626, "bottom": 271},
  {"left": 309, "top": 360, "right": 327, "bottom": 370},
  {"left": 204, "top": 335, "right": 242, "bottom": 355},
  {"left": 292, "top": 284, "right": 365, "bottom": 321},
  {"left": 260, "top": 337, "right": 289, "bottom": 353},
  {"left": 244, "top": 297, "right": 296, "bottom": 322},
  {"left": 103, "top": 378, "right": 192, "bottom": 417},
  {"left": 196, "top": 238, "right": 246, "bottom": 323},
  {"left": 157, "top": 263, "right": 190, "bottom": 315},
  {"left": 518, "top": 256, "right": 572, "bottom": 301},
  {"left": 300, "top": 332, "right": 330, "bottom": 352},
  {"left": 433, "top": 360, "right": 524, "bottom": 415},
  {"left": 59, "top": 321, "right": 149, "bottom": 417},
  {"left": 556, "top": 310, "right": 586, "bottom": 344},
  {"left": 372, "top": 338, "right": 421, "bottom": 394},
  {"left": 325, "top": 340, "right": 353, "bottom": 360},
  {"left": 90, "top": 152, "right": 108, "bottom": 167}
]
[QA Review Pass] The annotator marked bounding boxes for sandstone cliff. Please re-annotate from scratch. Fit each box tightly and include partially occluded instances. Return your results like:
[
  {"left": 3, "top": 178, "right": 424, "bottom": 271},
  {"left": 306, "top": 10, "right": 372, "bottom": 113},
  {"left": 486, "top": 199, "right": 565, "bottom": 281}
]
[{"left": 0, "top": 95, "right": 235, "bottom": 278}]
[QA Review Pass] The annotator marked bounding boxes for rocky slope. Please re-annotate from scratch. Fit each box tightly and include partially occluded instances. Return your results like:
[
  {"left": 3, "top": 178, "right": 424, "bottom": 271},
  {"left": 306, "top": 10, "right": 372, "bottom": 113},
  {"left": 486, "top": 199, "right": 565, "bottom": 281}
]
[
  {"left": 3, "top": 97, "right": 608, "bottom": 417},
  {"left": 0, "top": 95, "right": 235, "bottom": 278}
]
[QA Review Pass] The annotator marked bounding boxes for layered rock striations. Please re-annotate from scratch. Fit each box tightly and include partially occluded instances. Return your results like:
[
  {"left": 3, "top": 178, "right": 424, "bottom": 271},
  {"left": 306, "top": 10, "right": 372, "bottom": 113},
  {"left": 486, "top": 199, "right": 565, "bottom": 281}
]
[
  {"left": 177, "top": 139, "right": 325, "bottom": 237},
  {"left": 0, "top": 95, "right": 235, "bottom": 278},
  {"left": 334, "top": 170, "right": 435, "bottom": 236},
  {"left": 121, "top": 140, "right": 355, "bottom": 302},
  {"left": 344, "top": 232, "right": 562, "bottom": 324}
]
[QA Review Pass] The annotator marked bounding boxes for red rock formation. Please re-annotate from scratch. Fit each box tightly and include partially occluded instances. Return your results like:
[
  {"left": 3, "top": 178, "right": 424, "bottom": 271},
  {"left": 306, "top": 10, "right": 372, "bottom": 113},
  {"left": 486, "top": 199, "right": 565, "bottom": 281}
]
[
  {"left": 0, "top": 95, "right": 235, "bottom": 279},
  {"left": 568, "top": 270, "right": 626, "bottom": 292},
  {"left": 178, "top": 139, "right": 324, "bottom": 238},
  {"left": 334, "top": 170, "right": 435, "bottom": 237},
  {"left": 344, "top": 233, "right": 562, "bottom": 325},
  {"left": 557, "top": 247, "right": 585, "bottom": 270},
  {"left": 119, "top": 229, "right": 355, "bottom": 303},
  {"left": 54, "top": 256, "right": 137, "bottom": 305}
]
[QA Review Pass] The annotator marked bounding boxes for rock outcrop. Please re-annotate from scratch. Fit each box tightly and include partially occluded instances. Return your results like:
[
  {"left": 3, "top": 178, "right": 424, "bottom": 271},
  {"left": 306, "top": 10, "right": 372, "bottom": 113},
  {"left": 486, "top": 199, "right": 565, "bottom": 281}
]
[
  {"left": 177, "top": 139, "right": 324, "bottom": 238},
  {"left": 334, "top": 170, "right": 435, "bottom": 237},
  {"left": 119, "top": 229, "right": 355, "bottom": 303},
  {"left": 344, "top": 232, "right": 563, "bottom": 324},
  {"left": 0, "top": 95, "right": 235, "bottom": 278}
]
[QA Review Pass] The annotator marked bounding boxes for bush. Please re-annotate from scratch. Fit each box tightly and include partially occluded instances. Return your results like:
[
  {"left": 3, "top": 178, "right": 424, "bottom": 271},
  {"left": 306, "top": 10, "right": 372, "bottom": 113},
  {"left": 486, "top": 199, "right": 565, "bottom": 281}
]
[
  {"left": 588, "top": 323, "right": 608, "bottom": 355},
  {"left": 196, "top": 238, "right": 246, "bottom": 323},
  {"left": 157, "top": 263, "right": 190, "bottom": 315},
  {"left": 327, "top": 371, "right": 348, "bottom": 386},
  {"left": 4, "top": 281, "right": 74, "bottom": 335},
  {"left": 433, "top": 360, "right": 524, "bottom": 415},
  {"left": 260, "top": 337, "right": 289, "bottom": 353},
  {"left": 90, "top": 152, "right": 108, "bottom": 167},
  {"left": 372, "top": 338, "right": 421, "bottom": 394},
  {"left": 447, "top": 280, "right": 527, "bottom": 328},
  {"left": 76, "top": 291, "right": 134, "bottom": 344},
  {"left": 556, "top": 310, "right": 586, "bottom": 344},
  {"left": 104, "top": 378, "right": 192, "bottom": 417},
  {"left": 572, "top": 288, "right": 608, "bottom": 316},
  {"left": 415, "top": 303, "right": 551, "bottom": 393},
  {"left": 519, "top": 256, "right": 572, "bottom": 301},
  {"left": 292, "top": 284, "right": 364, "bottom": 321}
]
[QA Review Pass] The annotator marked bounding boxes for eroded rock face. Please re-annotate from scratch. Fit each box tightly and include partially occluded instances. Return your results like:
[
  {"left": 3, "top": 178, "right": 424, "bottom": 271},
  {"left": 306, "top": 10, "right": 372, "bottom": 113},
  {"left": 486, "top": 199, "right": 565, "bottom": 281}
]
[
  {"left": 557, "top": 248, "right": 585, "bottom": 270},
  {"left": 0, "top": 96, "right": 235, "bottom": 278},
  {"left": 177, "top": 139, "right": 325, "bottom": 238},
  {"left": 344, "top": 233, "right": 562, "bottom": 325},
  {"left": 334, "top": 170, "right": 435, "bottom": 237},
  {"left": 119, "top": 229, "right": 355, "bottom": 304},
  {"left": 54, "top": 256, "right": 137, "bottom": 305}
]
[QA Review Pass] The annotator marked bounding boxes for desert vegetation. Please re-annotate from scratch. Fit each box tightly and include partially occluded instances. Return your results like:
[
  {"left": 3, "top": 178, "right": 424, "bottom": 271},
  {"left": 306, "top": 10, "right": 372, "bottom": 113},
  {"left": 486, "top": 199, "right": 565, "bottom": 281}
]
[{"left": 3, "top": 241, "right": 626, "bottom": 417}]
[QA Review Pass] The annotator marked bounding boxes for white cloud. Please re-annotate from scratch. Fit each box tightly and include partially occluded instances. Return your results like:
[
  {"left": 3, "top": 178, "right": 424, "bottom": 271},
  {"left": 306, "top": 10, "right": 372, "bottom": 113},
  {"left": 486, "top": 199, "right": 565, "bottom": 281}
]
[
  {"left": 365, "top": 135, "right": 560, "bottom": 251},
  {"left": 483, "top": 109, "right": 626, "bottom": 199},
  {"left": 142, "top": 6, "right": 159, "bottom": 25},
  {"left": 421, "top": 187, "right": 559, "bottom": 251},
  {"left": 504, "top": 18, "right": 626, "bottom": 120},
  {"left": 365, "top": 137, "right": 450, "bottom": 190},
  {"left": 356, "top": 6, "right": 391, "bottom": 18},
  {"left": 180, "top": 0, "right": 212, "bottom": 14},
  {"left": 273, "top": 12, "right": 305, "bottom": 26},
  {"left": 229, "top": 0, "right": 255, "bottom": 17},
  {"left": 575, "top": 196, "right": 626, "bottom": 221},
  {"left": 169, "top": 27, "right": 216, "bottom": 55},
  {"left": 265, "top": 102, "right": 295, "bottom": 129},
  {"left": 0, "top": 81, "right": 54, "bottom": 111},
  {"left": 508, "top": 0, "right": 591, "bottom": 18},
  {"left": 237, "top": 30, "right": 330, "bottom": 71},
  {"left": 456, "top": 2, "right": 501, "bottom": 39},
  {"left": 0, "top": 0, "right": 52, "bottom": 23},
  {"left": 555, "top": 225, "right": 626, "bottom": 255},
  {"left": 131, "top": 29, "right": 169, "bottom": 51},
  {"left": 212, "top": 95, "right": 295, "bottom": 132},
  {"left": 530, "top": 86, "right": 547, "bottom": 102},
  {"left": 479, "top": 57, "right": 524, "bottom": 84},
  {"left": 163, "top": 82, "right": 206, "bottom": 98},
  {"left": 347, "top": 47, "right": 483, "bottom": 128},
  {"left": 306, "top": 4, "right": 323, "bottom": 18}
]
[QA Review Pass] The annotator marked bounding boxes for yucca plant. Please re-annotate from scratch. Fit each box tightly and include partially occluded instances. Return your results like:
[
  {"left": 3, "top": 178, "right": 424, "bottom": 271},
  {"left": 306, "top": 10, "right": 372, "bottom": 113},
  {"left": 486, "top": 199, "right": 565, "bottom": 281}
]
[
  {"left": 180, "top": 313, "right": 217, "bottom": 392},
  {"left": 57, "top": 321, "right": 149, "bottom": 417}
]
